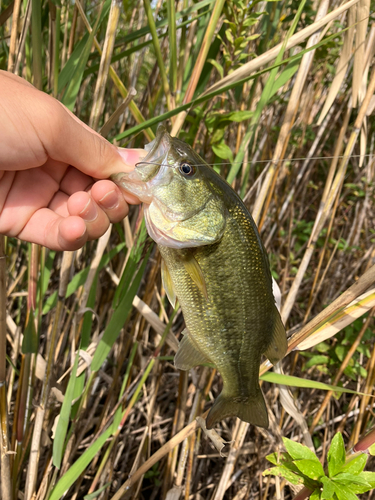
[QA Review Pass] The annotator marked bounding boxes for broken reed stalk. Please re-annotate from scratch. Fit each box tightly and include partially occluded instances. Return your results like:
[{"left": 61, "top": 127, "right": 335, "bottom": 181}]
[
  {"left": 89, "top": 0, "right": 122, "bottom": 130},
  {"left": 110, "top": 412, "right": 209, "bottom": 500},
  {"left": 7, "top": 0, "right": 22, "bottom": 73},
  {"left": 212, "top": 420, "right": 249, "bottom": 500},
  {"left": 74, "top": 0, "right": 154, "bottom": 141}
]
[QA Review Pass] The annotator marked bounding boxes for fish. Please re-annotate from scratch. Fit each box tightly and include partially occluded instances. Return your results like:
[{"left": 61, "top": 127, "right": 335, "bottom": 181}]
[{"left": 112, "top": 126, "right": 287, "bottom": 429}]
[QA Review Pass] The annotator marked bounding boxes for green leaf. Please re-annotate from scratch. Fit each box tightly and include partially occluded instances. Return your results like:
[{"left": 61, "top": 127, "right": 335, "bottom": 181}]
[
  {"left": 261, "top": 372, "right": 369, "bottom": 396},
  {"left": 266, "top": 452, "right": 279, "bottom": 465},
  {"left": 304, "top": 355, "right": 330, "bottom": 370},
  {"left": 294, "top": 459, "right": 325, "bottom": 481},
  {"left": 42, "top": 242, "right": 126, "bottom": 315},
  {"left": 351, "top": 471, "right": 375, "bottom": 493},
  {"left": 340, "top": 454, "right": 367, "bottom": 475},
  {"left": 212, "top": 142, "right": 234, "bottom": 162},
  {"left": 113, "top": 223, "right": 148, "bottom": 307},
  {"left": 52, "top": 347, "right": 80, "bottom": 468},
  {"left": 22, "top": 309, "right": 38, "bottom": 354},
  {"left": 263, "top": 466, "right": 304, "bottom": 485},
  {"left": 328, "top": 433, "right": 346, "bottom": 477},
  {"left": 83, "top": 483, "right": 111, "bottom": 499},
  {"left": 321, "top": 476, "right": 335, "bottom": 499},
  {"left": 283, "top": 438, "right": 317, "bottom": 461},
  {"left": 270, "top": 59, "right": 299, "bottom": 98},
  {"left": 49, "top": 425, "right": 114, "bottom": 500},
  {"left": 333, "top": 482, "right": 359, "bottom": 500},
  {"left": 226, "top": 110, "right": 253, "bottom": 122},
  {"left": 361, "top": 471, "right": 375, "bottom": 488},
  {"left": 207, "top": 58, "right": 224, "bottom": 78},
  {"left": 348, "top": 471, "right": 375, "bottom": 493},
  {"left": 225, "top": 28, "right": 234, "bottom": 44},
  {"left": 369, "top": 443, "right": 375, "bottom": 456},
  {"left": 310, "top": 490, "right": 320, "bottom": 500},
  {"left": 58, "top": 34, "right": 89, "bottom": 94},
  {"left": 332, "top": 472, "right": 371, "bottom": 487}
]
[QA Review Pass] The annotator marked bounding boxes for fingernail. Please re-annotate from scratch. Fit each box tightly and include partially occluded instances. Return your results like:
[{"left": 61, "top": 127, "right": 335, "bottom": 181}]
[
  {"left": 77, "top": 226, "right": 87, "bottom": 240},
  {"left": 99, "top": 190, "right": 119, "bottom": 210},
  {"left": 117, "top": 148, "right": 130, "bottom": 163},
  {"left": 79, "top": 200, "right": 98, "bottom": 222},
  {"left": 117, "top": 147, "right": 147, "bottom": 168}
]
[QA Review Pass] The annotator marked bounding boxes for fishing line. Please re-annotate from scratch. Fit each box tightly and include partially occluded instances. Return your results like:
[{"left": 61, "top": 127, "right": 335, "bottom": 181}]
[{"left": 135, "top": 153, "right": 375, "bottom": 168}]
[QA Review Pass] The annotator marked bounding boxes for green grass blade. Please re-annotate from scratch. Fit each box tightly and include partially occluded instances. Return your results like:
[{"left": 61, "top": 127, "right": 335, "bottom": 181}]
[
  {"left": 58, "top": 33, "right": 90, "bottom": 94},
  {"left": 61, "top": 1, "right": 108, "bottom": 110},
  {"left": 52, "top": 347, "right": 80, "bottom": 469},
  {"left": 113, "top": 223, "right": 148, "bottom": 307},
  {"left": 91, "top": 246, "right": 151, "bottom": 372},
  {"left": 261, "top": 372, "right": 370, "bottom": 396},
  {"left": 84, "top": 483, "right": 111, "bottom": 500},
  {"left": 167, "top": 0, "right": 177, "bottom": 94},
  {"left": 143, "top": 0, "right": 171, "bottom": 108},
  {"left": 48, "top": 425, "right": 114, "bottom": 500},
  {"left": 49, "top": 353, "right": 156, "bottom": 500}
]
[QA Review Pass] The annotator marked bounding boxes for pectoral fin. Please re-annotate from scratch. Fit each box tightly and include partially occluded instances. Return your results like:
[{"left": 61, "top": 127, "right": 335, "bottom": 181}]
[
  {"left": 264, "top": 310, "right": 287, "bottom": 365},
  {"left": 174, "top": 329, "right": 212, "bottom": 370},
  {"left": 161, "top": 259, "right": 177, "bottom": 307},
  {"left": 181, "top": 253, "right": 208, "bottom": 300}
]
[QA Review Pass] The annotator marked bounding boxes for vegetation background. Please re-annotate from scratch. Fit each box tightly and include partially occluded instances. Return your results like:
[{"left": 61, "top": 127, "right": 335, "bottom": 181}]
[{"left": 1, "top": 0, "right": 375, "bottom": 498}]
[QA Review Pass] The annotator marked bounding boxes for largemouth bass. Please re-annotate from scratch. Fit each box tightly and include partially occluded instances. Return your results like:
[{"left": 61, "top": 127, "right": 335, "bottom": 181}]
[{"left": 112, "top": 126, "right": 287, "bottom": 429}]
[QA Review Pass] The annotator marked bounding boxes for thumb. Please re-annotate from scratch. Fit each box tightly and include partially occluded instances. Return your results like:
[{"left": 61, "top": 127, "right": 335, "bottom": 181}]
[{"left": 46, "top": 100, "right": 145, "bottom": 178}]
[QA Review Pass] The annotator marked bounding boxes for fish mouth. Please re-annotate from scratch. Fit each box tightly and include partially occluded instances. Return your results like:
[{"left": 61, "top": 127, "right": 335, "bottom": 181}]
[
  {"left": 143, "top": 124, "right": 170, "bottom": 160},
  {"left": 111, "top": 124, "right": 206, "bottom": 218},
  {"left": 111, "top": 125, "right": 172, "bottom": 202}
]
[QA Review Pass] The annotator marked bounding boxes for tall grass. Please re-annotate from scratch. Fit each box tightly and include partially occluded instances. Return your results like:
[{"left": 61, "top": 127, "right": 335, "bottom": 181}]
[{"left": 1, "top": 0, "right": 375, "bottom": 498}]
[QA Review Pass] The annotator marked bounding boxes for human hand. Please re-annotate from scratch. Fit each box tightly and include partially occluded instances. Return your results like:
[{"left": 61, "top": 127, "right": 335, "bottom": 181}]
[{"left": 0, "top": 70, "right": 144, "bottom": 251}]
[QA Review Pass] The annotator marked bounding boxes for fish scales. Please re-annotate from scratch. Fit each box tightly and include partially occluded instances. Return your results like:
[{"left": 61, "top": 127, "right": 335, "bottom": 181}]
[{"left": 112, "top": 126, "right": 287, "bottom": 429}]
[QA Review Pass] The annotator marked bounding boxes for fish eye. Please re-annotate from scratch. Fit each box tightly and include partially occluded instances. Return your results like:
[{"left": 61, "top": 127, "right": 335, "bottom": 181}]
[{"left": 179, "top": 162, "right": 196, "bottom": 177}]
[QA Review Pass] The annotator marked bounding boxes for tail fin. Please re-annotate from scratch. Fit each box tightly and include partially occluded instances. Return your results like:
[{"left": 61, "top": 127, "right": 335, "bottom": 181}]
[{"left": 206, "top": 390, "right": 269, "bottom": 429}]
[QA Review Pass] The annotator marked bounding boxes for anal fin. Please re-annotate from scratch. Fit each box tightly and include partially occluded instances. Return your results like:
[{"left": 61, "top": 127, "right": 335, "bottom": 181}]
[
  {"left": 161, "top": 259, "right": 177, "bottom": 307},
  {"left": 174, "top": 329, "right": 212, "bottom": 370},
  {"left": 264, "top": 309, "right": 287, "bottom": 365}
]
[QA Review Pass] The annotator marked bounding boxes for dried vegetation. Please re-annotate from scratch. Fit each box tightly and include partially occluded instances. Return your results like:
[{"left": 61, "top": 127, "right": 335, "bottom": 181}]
[{"left": 1, "top": 0, "right": 375, "bottom": 499}]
